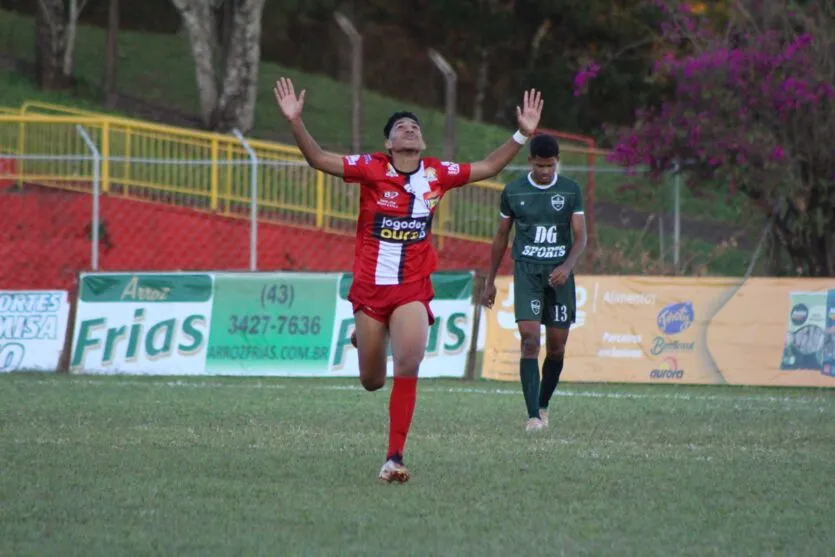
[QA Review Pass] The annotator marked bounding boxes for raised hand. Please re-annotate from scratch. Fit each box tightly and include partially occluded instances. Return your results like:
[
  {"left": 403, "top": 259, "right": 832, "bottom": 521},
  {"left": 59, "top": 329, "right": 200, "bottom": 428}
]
[
  {"left": 274, "top": 77, "right": 306, "bottom": 122},
  {"left": 516, "top": 89, "right": 544, "bottom": 137}
]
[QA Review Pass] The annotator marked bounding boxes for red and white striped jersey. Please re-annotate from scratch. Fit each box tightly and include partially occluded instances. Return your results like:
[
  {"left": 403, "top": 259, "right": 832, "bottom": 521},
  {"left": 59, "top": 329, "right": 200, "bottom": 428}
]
[{"left": 341, "top": 152, "right": 471, "bottom": 286}]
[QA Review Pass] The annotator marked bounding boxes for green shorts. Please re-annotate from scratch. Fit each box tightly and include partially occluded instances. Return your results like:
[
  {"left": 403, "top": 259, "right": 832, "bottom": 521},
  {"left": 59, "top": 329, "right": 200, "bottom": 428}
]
[{"left": 513, "top": 261, "right": 576, "bottom": 328}]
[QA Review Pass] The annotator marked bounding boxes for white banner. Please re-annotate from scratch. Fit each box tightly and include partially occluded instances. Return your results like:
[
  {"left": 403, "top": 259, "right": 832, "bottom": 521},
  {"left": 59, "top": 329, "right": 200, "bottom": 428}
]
[
  {"left": 0, "top": 290, "right": 70, "bottom": 372},
  {"left": 327, "top": 296, "right": 478, "bottom": 379},
  {"left": 70, "top": 273, "right": 214, "bottom": 375}
]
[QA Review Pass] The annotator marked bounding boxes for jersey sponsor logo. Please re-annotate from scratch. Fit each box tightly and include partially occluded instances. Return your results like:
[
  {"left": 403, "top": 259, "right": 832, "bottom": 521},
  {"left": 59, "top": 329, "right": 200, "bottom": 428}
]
[
  {"left": 521, "top": 245, "right": 567, "bottom": 258},
  {"left": 534, "top": 225, "right": 558, "bottom": 243},
  {"left": 551, "top": 194, "right": 565, "bottom": 211},
  {"left": 377, "top": 190, "right": 400, "bottom": 209},
  {"left": 522, "top": 225, "right": 567, "bottom": 258},
  {"left": 373, "top": 214, "right": 430, "bottom": 244}
]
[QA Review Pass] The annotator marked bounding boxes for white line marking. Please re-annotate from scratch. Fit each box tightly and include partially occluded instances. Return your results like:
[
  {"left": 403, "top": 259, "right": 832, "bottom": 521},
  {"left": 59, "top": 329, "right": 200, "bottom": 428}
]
[{"left": 20, "top": 377, "right": 834, "bottom": 406}]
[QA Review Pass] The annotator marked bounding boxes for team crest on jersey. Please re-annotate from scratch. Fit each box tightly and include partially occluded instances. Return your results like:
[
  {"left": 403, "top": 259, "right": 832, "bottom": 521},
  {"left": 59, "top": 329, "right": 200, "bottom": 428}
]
[
  {"left": 424, "top": 167, "right": 438, "bottom": 182},
  {"left": 551, "top": 194, "right": 565, "bottom": 212},
  {"left": 423, "top": 190, "right": 441, "bottom": 210},
  {"left": 386, "top": 163, "right": 398, "bottom": 178},
  {"left": 531, "top": 299, "right": 541, "bottom": 315}
]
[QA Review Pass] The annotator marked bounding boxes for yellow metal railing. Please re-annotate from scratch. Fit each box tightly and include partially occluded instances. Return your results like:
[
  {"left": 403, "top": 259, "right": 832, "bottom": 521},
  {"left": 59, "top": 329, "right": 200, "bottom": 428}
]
[{"left": 1, "top": 101, "right": 514, "bottom": 243}]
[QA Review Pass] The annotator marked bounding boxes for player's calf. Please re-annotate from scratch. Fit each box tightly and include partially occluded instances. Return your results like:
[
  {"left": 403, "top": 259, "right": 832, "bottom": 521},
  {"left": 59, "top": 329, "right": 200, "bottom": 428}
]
[
  {"left": 518, "top": 324, "right": 542, "bottom": 428},
  {"left": 353, "top": 315, "right": 388, "bottom": 391}
]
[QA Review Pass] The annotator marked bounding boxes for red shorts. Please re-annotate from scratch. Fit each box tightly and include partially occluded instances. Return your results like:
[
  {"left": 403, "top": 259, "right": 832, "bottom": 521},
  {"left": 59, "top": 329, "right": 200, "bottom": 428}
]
[{"left": 348, "top": 277, "right": 435, "bottom": 326}]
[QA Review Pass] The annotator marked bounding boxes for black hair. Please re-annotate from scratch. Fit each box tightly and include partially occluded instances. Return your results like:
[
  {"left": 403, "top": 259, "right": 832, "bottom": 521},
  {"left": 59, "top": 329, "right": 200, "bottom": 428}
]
[
  {"left": 383, "top": 111, "right": 421, "bottom": 138},
  {"left": 529, "top": 134, "right": 559, "bottom": 158}
]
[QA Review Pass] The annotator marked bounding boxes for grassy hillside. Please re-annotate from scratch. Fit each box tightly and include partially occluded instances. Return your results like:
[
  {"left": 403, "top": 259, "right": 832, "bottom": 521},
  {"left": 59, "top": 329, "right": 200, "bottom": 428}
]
[{"left": 0, "top": 9, "right": 756, "bottom": 222}]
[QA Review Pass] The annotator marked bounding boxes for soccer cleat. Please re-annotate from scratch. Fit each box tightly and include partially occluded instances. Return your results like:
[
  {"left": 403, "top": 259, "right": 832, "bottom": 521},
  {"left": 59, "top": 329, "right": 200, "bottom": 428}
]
[
  {"left": 377, "top": 459, "right": 410, "bottom": 483},
  {"left": 525, "top": 417, "right": 544, "bottom": 432},
  {"left": 539, "top": 409, "right": 549, "bottom": 427}
]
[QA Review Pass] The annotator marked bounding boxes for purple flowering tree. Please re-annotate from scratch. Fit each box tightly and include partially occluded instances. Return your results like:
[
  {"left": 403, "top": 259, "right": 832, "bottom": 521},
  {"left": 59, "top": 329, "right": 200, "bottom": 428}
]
[{"left": 579, "top": 0, "right": 835, "bottom": 276}]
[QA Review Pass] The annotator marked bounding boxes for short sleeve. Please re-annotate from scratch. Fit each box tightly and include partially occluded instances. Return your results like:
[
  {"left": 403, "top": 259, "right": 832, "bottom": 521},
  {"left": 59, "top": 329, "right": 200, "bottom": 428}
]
[
  {"left": 437, "top": 161, "right": 472, "bottom": 191},
  {"left": 499, "top": 189, "right": 514, "bottom": 219},
  {"left": 573, "top": 182, "right": 585, "bottom": 214},
  {"left": 342, "top": 153, "right": 376, "bottom": 184}
]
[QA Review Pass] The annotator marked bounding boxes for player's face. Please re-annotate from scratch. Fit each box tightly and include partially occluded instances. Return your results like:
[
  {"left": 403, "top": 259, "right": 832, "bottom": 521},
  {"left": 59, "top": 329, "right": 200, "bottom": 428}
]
[
  {"left": 528, "top": 155, "right": 559, "bottom": 184},
  {"left": 385, "top": 118, "right": 426, "bottom": 152}
]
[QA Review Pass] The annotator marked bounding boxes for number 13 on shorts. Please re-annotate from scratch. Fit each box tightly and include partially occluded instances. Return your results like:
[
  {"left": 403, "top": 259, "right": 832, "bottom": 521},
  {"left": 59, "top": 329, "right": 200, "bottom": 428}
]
[{"left": 553, "top": 304, "right": 569, "bottom": 323}]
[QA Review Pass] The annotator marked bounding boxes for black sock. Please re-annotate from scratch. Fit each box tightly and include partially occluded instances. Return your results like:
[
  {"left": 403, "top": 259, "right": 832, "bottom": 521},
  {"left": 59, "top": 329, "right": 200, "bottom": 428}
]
[
  {"left": 519, "top": 358, "right": 540, "bottom": 419},
  {"left": 539, "top": 357, "right": 564, "bottom": 410}
]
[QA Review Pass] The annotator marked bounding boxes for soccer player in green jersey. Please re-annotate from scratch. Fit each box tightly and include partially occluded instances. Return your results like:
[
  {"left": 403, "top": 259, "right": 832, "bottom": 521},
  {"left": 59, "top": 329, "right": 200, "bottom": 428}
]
[{"left": 482, "top": 134, "right": 587, "bottom": 432}]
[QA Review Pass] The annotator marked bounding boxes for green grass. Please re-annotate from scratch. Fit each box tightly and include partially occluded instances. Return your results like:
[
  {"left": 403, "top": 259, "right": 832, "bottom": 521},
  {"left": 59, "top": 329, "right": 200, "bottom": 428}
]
[
  {"left": 592, "top": 224, "right": 751, "bottom": 276},
  {"left": 588, "top": 170, "right": 754, "bottom": 225},
  {"left": 2, "top": 373, "right": 834, "bottom": 556}
]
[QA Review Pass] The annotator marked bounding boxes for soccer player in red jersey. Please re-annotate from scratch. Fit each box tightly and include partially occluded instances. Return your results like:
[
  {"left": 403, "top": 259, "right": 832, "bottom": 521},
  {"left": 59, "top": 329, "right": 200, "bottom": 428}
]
[{"left": 274, "top": 77, "right": 543, "bottom": 482}]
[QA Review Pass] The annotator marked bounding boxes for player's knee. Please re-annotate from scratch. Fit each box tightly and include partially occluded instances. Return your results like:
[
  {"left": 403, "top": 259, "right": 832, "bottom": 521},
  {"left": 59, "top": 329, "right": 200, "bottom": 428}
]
[
  {"left": 393, "top": 352, "right": 424, "bottom": 375},
  {"left": 546, "top": 346, "right": 566, "bottom": 360},
  {"left": 360, "top": 375, "right": 385, "bottom": 392},
  {"left": 520, "top": 334, "right": 540, "bottom": 358}
]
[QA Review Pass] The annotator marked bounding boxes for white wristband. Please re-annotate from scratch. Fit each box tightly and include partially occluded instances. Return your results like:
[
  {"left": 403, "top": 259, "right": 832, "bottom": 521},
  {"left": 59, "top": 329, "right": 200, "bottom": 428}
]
[{"left": 512, "top": 130, "right": 528, "bottom": 145}]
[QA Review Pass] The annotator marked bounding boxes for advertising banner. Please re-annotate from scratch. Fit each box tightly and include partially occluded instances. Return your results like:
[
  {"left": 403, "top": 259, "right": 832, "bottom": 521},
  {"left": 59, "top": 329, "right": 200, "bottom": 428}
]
[
  {"left": 206, "top": 273, "right": 340, "bottom": 376},
  {"left": 70, "top": 271, "right": 479, "bottom": 378},
  {"left": 0, "top": 290, "right": 70, "bottom": 372},
  {"left": 483, "top": 275, "right": 835, "bottom": 387},
  {"left": 329, "top": 271, "right": 478, "bottom": 378},
  {"left": 70, "top": 273, "right": 214, "bottom": 374}
]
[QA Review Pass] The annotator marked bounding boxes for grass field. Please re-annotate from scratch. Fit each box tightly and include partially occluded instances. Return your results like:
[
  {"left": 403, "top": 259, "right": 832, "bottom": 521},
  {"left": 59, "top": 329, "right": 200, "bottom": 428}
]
[{"left": 3, "top": 373, "right": 833, "bottom": 556}]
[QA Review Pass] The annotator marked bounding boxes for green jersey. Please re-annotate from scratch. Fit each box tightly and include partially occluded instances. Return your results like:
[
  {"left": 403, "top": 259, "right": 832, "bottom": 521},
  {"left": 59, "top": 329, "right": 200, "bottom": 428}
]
[{"left": 499, "top": 173, "right": 584, "bottom": 265}]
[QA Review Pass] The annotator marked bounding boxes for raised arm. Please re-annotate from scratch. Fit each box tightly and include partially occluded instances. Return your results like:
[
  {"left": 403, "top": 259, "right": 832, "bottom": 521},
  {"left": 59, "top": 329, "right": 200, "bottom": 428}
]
[
  {"left": 274, "top": 78, "right": 345, "bottom": 177},
  {"left": 468, "top": 89, "right": 544, "bottom": 183}
]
